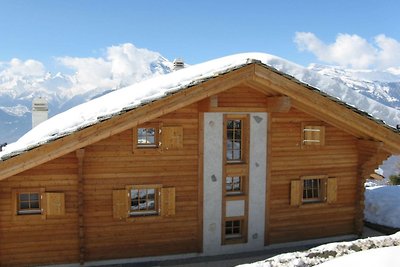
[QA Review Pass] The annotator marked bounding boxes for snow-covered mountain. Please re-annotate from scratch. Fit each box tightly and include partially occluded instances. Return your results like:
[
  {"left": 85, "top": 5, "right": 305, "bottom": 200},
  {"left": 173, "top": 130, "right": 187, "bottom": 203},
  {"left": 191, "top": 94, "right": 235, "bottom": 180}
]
[
  {"left": 308, "top": 64, "right": 400, "bottom": 110},
  {"left": 0, "top": 45, "right": 173, "bottom": 143},
  {"left": 1, "top": 49, "right": 400, "bottom": 147}
]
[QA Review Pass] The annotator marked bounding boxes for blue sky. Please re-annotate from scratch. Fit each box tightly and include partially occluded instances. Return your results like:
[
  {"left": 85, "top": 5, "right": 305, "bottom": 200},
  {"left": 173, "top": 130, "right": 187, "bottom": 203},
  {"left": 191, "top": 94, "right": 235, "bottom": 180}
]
[{"left": 1, "top": 0, "right": 399, "bottom": 69}]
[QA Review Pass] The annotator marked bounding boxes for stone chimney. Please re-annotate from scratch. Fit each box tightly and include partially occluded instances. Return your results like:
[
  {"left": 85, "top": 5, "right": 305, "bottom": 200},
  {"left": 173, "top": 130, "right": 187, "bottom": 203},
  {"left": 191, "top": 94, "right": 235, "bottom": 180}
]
[
  {"left": 32, "top": 97, "right": 48, "bottom": 128},
  {"left": 173, "top": 58, "right": 185, "bottom": 71}
]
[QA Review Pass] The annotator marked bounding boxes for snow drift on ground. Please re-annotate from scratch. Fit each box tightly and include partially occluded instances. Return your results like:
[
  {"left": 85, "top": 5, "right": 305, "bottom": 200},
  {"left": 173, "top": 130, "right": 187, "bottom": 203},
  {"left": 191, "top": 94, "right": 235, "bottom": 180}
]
[
  {"left": 364, "top": 185, "right": 400, "bottom": 228},
  {"left": 315, "top": 246, "right": 400, "bottom": 267},
  {"left": 1, "top": 53, "right": 400, "bottom": 160},
  {"left": 237, "top": 231, "right": 400, "bottom": 267}
]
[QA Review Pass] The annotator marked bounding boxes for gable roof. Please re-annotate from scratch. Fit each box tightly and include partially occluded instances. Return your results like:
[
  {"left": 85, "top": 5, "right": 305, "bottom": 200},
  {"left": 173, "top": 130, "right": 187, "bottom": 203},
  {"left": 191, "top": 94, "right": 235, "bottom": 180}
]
[{"left": 0, "top": 53, "right": 399, "bottom": 180}]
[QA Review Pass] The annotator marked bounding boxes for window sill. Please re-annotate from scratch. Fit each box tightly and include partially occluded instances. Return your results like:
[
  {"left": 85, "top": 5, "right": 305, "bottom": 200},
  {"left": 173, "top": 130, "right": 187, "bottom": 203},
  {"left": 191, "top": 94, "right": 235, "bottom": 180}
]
[
  {"left": 299, "top": 201, "right": 328, "bottom": 208},
  {"left": 225, "top": 193, "right": 246, "bottom": 200},
  {"left": 223, "top": 236, "right": 247, "bottom": 245}
]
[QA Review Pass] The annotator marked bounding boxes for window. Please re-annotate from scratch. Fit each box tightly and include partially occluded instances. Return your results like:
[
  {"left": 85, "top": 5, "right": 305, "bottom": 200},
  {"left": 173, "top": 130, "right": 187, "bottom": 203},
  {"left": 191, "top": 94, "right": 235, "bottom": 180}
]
[
  {"left": 224, "top": 115, "right": 248, "bottom": 163},
  {"left": 225, "top": 176, "right": 243, "bottom": 195},
  {"left": 17, "top": 192, "right": 41, "bottom": 215},
  {"left": 225, "top": 220, "right": 243, "bottom": 239},
  {"left": 226, "top": 119, "right": 242, "bottom": 161},
  {"left": 134, "top": 123, "right": 184, "bottom": 151},
  {"left": 290, "top": 176, "right": 338, "bottom": 206},
  {"left": 134, "top": 123, "right": 160, "bottom": 149},
  {"left": 302, "top": 178, "right": 323, "bottom": 203},
  {"left": 137, "top": 127, "right": 157, "bottom": 146},
  {"left": 113, "top": 185, "right": 176, "bottom": 220},
  {"left": 129, "top": 185, "right": 160, "bottom": 216},
  {"left": 12, "top": 189, "right": 65, "bottom": 219},
  {"left": 302, "top": 124, "right": 325, "bottom": 147}
]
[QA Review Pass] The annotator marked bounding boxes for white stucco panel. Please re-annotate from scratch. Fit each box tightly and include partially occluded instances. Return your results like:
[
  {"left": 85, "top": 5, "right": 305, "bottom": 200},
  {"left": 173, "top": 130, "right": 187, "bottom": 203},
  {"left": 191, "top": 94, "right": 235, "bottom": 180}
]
[{"left": 226, "top": 200, "right": 245, "bottom": 217}]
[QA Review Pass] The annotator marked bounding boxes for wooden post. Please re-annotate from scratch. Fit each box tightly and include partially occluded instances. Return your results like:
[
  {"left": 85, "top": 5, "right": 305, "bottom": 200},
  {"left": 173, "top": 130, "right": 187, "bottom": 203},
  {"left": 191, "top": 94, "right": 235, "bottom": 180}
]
[{"left": 76, "top": 149, "right": 85, "bottom": 265}]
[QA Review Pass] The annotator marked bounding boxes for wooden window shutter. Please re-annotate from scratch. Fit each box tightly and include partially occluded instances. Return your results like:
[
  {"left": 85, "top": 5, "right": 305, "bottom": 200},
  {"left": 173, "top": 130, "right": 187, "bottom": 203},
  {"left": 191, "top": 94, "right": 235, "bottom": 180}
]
[
  {"left": 161, "top": 187, "right": 175, "bottom": 216},
  {"left": 162, "top": 126, "right": 183, "bottom": 150},
  {"left": 327, "top": 178, "right": 338, "bottom": 203},
  {"left": 45, "top": 192, "right": 65, "bottom": 216},
  {"left": 290, "top": 180, "right": 301, "bottom": 206},
  {"left": 113, "top": 190, "right": 128, "bottom": 220},
  {"left": 303, "top": 125, "right": 325, "bottom": 146}
]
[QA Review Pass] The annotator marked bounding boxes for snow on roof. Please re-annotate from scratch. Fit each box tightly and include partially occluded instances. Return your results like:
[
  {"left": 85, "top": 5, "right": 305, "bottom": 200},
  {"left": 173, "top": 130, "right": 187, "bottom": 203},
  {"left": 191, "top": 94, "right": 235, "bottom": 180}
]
[{"left": 1, "top": 53, "right": 400, "bottom": 160}]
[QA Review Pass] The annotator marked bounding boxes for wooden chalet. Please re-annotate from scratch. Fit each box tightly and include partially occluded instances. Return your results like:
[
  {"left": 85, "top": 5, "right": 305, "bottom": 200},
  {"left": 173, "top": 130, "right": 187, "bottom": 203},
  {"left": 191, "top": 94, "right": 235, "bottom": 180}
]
[{"left": 0, "top": 54, "right": 399, "bottom": 266}]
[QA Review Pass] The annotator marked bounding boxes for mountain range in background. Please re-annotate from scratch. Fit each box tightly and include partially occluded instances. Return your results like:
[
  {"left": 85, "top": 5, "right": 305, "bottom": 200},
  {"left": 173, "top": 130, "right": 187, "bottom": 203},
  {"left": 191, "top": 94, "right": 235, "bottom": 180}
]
[
  {"left": 0, "top": 44, "right": 173, "bottom": 143},
  {"left": 1, "top": 48, "right": 399, "bottom": 176}
]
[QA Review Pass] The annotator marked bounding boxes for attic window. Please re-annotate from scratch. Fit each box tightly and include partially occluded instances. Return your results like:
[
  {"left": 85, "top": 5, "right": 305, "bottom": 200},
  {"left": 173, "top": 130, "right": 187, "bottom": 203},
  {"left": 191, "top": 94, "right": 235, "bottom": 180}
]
[
  {"left": 17, "top": 192, "right": 42, "bottom": 215},
  {"left": 134, "top": 123, "right": 160, "bottom": 148},
  {"left": 301, "top": 124, "right": 325, "bottom": 147}
]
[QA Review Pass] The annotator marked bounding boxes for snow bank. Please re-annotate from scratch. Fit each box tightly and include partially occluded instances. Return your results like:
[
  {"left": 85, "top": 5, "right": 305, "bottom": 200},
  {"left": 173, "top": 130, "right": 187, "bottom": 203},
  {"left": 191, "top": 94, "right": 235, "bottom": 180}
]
[
  {"left": 238, "top": 232, "right": 400, "bottom": 267},
  {"left": 315, "top": 246, "right": 400, "bottom": 267},
  {"left": 364, "top": 185, "right": 400, "bottom": 228},
  {"left": 1, "top": 53, "right": 399, "bottom": 160}
]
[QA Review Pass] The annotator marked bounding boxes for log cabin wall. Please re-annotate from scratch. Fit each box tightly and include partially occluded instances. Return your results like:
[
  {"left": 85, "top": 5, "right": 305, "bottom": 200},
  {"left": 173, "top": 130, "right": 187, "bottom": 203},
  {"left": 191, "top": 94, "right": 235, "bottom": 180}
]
[
  {"left": 267, "top": 108, "right": 359, "bottom": 244},
  {"left": 0, "top": 152, "right": 79, "bottom": 266},
  {"left": 82, "top": 103, "right": 201, "bottom": 261}
]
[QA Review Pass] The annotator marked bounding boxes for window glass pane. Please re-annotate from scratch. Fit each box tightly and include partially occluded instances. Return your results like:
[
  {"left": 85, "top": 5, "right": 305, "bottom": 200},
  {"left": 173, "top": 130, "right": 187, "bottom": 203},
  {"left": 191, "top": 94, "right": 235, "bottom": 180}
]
[
  {"left": 226, "top": 177, "right": 233, "bottom": 191},
  {"left": 130, "top": 187, "right": 158, "bottom": 214},
  {"left": 30, "top": 201, "right": 40, "bottom": 209},
  {"left": 234, "top": 120, "right": 241, "bottom": 129},
  {"left": 233, "top": 150, "right": 241, "bottom": 160},
  {"left": 137, "top": 127, "right": 156, "bottom": 144},
  {"left": 30, "top": 193, "right": 39, "bottom": 201},
  {"left": 20, "top": 202, "right": 29, "bottom": 209},
  {"left": 19, "top": 193, "right": 29, "bottom": 202}
]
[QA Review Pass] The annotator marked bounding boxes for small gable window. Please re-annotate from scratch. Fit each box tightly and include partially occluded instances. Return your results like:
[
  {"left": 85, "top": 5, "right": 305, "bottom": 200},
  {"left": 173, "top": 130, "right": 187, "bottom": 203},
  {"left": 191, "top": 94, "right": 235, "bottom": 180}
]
[
  {"left": 302, "top": 124, "right": 325, "bottom": 147},
  {"left": 137, "top": 128, "right": 157, "bottom": 146},
  {"left": 18, "top": 192, "right": 41, "bottom": 215},
  {"left": 135, "top": 123, "right": 160, "bottom": 148}
]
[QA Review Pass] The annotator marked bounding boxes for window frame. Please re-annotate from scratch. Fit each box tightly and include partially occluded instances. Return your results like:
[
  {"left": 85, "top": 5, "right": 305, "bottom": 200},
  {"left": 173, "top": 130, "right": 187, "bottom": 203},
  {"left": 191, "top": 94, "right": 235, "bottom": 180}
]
[
  {"left": 223, "top": 114, "right": 249, "bottom": 164},
  {"left": 225, "top": 176, "right": 245, "bottom": 196},
  {"left": 127, "top": 184, "right": 162, "bottom": 217},
  {"left": 222, "top": 217, "right": 247, "bottom": 244},
  {"left": 301, "top": 176, "right": 327, "bottom": 204},
  {"left": 133, "top": 122, "right": 161, "bottom": 149},
  {"left": 12, "top": 188, "right": 45, "bottom": 220},
  {"left": 17, "top": 191, "right": 42, "bottom": 215}
]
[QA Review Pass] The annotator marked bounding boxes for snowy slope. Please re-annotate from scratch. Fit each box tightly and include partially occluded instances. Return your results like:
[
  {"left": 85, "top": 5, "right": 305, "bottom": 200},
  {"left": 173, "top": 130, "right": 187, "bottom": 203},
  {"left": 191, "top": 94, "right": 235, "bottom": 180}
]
[
  {"left": 1, "top": 52, "right": 399, "bottom": 161},
  {"left": 364, "top": 185, "right": 400, "bottom": 228},
  {"left": 309, "top": 64, "right": 400, "bottom": 110},
  {"left": 0, "top": 44, "right": 173, "bottom": 143},
  {"left": 238, "top": 231, "right": 400, "bottom": 267}
]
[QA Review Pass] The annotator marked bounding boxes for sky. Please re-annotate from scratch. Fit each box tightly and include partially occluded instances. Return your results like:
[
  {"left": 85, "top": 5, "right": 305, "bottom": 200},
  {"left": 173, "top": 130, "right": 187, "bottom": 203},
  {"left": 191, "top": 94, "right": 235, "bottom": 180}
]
[{"left": 0, "top": 0, "right": 400, "bottom": 73}]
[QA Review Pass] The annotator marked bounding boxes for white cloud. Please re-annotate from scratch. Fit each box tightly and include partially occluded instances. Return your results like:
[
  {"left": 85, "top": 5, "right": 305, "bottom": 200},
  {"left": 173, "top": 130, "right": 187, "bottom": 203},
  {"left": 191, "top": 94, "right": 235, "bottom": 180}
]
[
  {"left": 56, "top": 43, "right": 168, "bottom": 92},
  {"left": 0, "top": 58, "right": 46, "bottom": 77},
  {"left": 57, "top": 56, "right": 114, "bottom": 91},
  {"left": 295, "top": 32, "right": 400, "bottom": 69}
]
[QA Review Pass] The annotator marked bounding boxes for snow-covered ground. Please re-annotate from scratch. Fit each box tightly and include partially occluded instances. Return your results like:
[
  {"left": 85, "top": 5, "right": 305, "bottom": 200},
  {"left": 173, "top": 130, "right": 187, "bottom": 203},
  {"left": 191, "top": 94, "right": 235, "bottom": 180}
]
[
  {"left": 240, "top": 185, "right": 400, "bottom": 267},
  {"left": 364, "top": 185, "right": 400, "bottom": 228},
  {"left": 238, "top": 231, "right": 400, "bottom": 267}
]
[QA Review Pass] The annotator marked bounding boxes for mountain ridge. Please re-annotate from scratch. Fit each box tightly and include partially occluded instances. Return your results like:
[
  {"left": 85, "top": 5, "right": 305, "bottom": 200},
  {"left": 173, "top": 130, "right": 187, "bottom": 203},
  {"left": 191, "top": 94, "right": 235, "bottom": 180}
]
[{"left": 1, "top": 50, "right": 399, "bottom": 145}]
